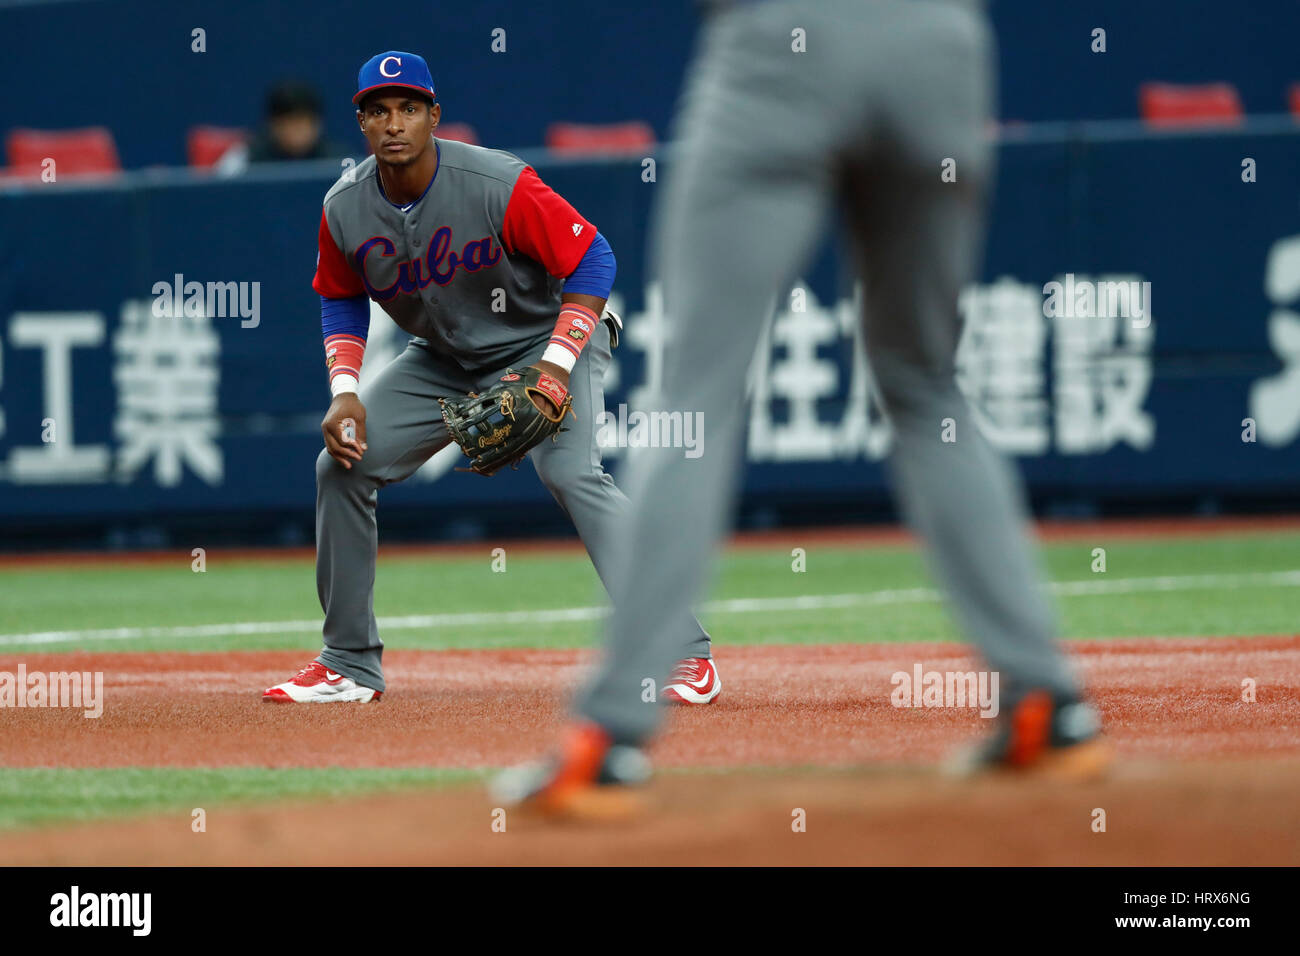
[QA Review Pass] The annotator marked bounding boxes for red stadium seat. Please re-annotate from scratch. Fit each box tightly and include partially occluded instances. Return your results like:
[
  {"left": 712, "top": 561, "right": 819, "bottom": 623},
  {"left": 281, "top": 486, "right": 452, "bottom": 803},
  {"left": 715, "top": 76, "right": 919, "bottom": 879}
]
[
  {"left": 187, "top": 125, "right": 249, "bottom": 167},
  {"left": 436, "top": 122, "right": 480, "bottom": 145},
  {"left": 5, "top": 127, "right": 121, "bottom": 177},
  {"left": 545, "top": 121, "right": 655, "bottom": 155},
  {"left": 1138, "top": 82, "right": 1244, "bottom": 128}
]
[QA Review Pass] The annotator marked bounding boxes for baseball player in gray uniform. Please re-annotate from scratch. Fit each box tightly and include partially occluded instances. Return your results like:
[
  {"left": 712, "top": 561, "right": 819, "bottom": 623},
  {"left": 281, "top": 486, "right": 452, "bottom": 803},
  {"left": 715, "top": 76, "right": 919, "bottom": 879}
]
[
  {"left": 498, "top": 0, "right": 1110, "bottom": 817},
  {"left": 263, "top": 51, "right": 720, "bottom": 704}
]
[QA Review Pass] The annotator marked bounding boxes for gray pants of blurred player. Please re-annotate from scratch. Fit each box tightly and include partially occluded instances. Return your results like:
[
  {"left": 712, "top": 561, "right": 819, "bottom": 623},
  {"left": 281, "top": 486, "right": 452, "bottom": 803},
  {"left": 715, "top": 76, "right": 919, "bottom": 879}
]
[
  {"left": 577, "top": 0, "right": 1081, "bottom": 743},
  {"left": 314, "top": 325, "right": 711, "bottom": 692}
]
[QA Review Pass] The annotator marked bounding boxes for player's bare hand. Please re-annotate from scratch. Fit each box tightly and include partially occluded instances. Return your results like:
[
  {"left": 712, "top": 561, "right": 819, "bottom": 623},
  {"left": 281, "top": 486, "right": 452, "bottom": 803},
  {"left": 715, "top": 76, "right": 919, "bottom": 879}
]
[
  {"left": 531, "top": 360, "right": 571, "bottom": 419},
  {"left": 323, "top": 394, "right": 368, "bottom": 469}
]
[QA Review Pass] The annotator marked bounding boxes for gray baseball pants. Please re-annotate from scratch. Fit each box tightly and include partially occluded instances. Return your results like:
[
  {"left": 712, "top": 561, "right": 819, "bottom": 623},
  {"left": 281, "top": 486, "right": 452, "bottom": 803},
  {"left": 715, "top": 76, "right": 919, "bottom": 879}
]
[
  {"left": 314, "top": 324, "right": 712, "bottom": 692},
  {"left": 577, "top": 0, "right": 1081, "bottom": 744}
]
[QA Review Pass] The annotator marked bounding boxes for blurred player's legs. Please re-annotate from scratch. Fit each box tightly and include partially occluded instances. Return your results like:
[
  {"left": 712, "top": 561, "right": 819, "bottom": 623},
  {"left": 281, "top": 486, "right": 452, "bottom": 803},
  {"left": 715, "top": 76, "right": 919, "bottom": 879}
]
[
  {"left": 499, "top": 0, "right": 1104, "bottom": 809},
  {"left": 845, "top": 162, "right": 1078, "bottom": 708}
]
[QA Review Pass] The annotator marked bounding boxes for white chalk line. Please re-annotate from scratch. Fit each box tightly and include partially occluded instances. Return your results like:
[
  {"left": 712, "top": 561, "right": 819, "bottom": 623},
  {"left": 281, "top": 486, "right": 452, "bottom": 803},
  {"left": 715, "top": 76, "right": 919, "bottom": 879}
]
[{"left": 1, "top": 569, "right": 1297, "bottom": 647}]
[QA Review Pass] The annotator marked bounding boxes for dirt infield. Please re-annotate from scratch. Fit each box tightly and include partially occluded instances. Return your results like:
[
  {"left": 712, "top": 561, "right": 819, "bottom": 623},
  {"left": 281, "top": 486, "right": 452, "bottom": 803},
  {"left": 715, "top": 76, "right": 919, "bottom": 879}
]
[
  {"left": 1, "top": 636, "right": 1297, "bottom": 864},
  {"left": 3, "top": 762, "right": 1297, "bottom": 866},
  {"left": 2, "top": 637, "right": 1296, "bottom": 768}
]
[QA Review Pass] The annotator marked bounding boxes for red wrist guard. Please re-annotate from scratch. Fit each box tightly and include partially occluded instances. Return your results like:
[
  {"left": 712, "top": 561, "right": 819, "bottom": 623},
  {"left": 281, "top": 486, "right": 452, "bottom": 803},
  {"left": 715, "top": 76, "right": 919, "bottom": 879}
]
[{"left": 544, "top": 303, "right": 600, "bottom": 369}]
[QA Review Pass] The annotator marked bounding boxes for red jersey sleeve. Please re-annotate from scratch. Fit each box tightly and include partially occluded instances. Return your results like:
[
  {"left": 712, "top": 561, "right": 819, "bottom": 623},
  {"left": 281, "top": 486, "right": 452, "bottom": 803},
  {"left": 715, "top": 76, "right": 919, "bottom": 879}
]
[
  {"left": 501, "top": 167, "right": 597, "bottom": 277},
  {"left": 312, "top": 208, "right": 365, "bottom": 298}
]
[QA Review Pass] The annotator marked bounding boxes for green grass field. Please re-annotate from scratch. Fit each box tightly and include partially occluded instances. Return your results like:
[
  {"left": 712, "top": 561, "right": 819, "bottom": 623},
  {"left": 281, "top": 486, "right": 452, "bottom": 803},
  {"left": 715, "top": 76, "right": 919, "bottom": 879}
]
[
  {"left": 0, "top": 768, "right": 483, "bottom": 830},
  {"left": 1, "top": 529, "right": 1297, "bottom": 654},
  {"left": 1, "top": 527, "right": 1296, "bottom": 833}
]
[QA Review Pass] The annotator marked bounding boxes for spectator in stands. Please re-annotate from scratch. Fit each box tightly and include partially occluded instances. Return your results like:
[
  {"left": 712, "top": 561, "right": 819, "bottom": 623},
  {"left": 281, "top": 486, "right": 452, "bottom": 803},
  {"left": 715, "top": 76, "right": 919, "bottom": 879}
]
[{"left": 217, "top": 81, "right": 351, "bottom": 175}]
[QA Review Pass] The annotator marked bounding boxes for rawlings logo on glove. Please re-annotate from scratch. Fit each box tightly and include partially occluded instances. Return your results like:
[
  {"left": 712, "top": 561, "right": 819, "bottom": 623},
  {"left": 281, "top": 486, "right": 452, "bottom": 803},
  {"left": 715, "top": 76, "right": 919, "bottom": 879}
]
[{"left": 439, "top": 367, "right": 573, "bottom": 476}]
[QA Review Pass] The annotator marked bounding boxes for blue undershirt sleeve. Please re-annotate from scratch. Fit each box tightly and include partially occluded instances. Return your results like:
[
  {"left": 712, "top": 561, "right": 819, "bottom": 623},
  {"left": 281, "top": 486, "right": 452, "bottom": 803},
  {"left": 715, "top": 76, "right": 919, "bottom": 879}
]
[{"left": 562, "top": 231, "right": 616, "bottom": 298}]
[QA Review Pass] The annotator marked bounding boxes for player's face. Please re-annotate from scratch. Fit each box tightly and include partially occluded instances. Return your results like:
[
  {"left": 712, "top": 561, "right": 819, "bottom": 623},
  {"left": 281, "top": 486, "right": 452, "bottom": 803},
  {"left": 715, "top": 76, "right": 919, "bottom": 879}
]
[{"left": 357, "top": 94, "right": 440, "bottom": 167}]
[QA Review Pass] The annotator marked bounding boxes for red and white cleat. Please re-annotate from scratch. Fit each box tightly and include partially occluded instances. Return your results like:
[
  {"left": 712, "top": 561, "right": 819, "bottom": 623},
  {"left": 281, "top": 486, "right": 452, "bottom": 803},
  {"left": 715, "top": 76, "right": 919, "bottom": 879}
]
[
  {"left": 661, "top": 657, "right": 722, "bottom": 705},
  {"left": 262, "top": 661, "right": 382, "bottom": 703}
]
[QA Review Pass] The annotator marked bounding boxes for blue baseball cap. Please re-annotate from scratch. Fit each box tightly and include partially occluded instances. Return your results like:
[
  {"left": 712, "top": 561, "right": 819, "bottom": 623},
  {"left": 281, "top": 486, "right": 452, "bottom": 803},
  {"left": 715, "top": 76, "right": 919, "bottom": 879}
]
[{"left": 353, "top": 51, "right": 436, "bottom": 105}]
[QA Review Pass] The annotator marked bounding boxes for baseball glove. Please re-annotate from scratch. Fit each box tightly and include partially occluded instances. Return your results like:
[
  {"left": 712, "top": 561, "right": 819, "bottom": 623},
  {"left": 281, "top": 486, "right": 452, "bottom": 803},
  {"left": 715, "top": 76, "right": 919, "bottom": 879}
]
[{"left": 439, "top": 366, "right": 574, "bottom": 476}]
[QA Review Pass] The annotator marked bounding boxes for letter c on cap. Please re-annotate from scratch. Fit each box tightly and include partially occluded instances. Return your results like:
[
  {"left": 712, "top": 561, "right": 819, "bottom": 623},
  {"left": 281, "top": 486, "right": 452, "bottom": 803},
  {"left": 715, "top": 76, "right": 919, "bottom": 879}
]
[{"left": 380, "top": 56, "right": 402, "bottom": 77}]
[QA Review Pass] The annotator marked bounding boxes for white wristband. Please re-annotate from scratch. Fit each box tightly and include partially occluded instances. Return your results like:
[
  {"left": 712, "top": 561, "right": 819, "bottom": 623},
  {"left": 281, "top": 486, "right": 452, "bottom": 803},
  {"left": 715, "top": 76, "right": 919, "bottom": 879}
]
[
  {"left": 330, "top": 373, "right": 360, "bottom": 397},
  {"left": 540, "top": 343, "right": 578, "bottom": 373}
]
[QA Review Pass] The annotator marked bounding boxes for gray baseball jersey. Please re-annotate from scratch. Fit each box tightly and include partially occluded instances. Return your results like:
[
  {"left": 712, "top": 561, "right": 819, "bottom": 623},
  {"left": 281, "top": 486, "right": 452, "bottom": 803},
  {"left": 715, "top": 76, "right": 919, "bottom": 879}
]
[{"left": 312, "top": 138, "right": 598, "bottom": 370}]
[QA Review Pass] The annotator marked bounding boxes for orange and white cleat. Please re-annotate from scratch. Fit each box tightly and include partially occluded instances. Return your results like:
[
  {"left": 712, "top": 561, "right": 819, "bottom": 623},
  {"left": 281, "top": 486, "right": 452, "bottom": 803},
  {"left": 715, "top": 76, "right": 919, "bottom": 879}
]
[
  {"left": 262, "top": 661, "right": 382, "bottom": 703},
  {"left": 661, "top": 657, "right": 722, "bottom": 705},
  {"left": 948, "top": 690, "right": 1111, "bottom": 781},
  {"left": 490, "top": 721, "right": 650, "bottom": 822}
]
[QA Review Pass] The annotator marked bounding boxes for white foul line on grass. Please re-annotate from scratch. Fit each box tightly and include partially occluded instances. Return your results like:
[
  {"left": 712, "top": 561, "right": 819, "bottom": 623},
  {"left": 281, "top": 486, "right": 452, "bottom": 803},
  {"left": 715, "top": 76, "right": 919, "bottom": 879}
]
[{"left": 2, "top": 569, "right": 1298, "bottom": 647}]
